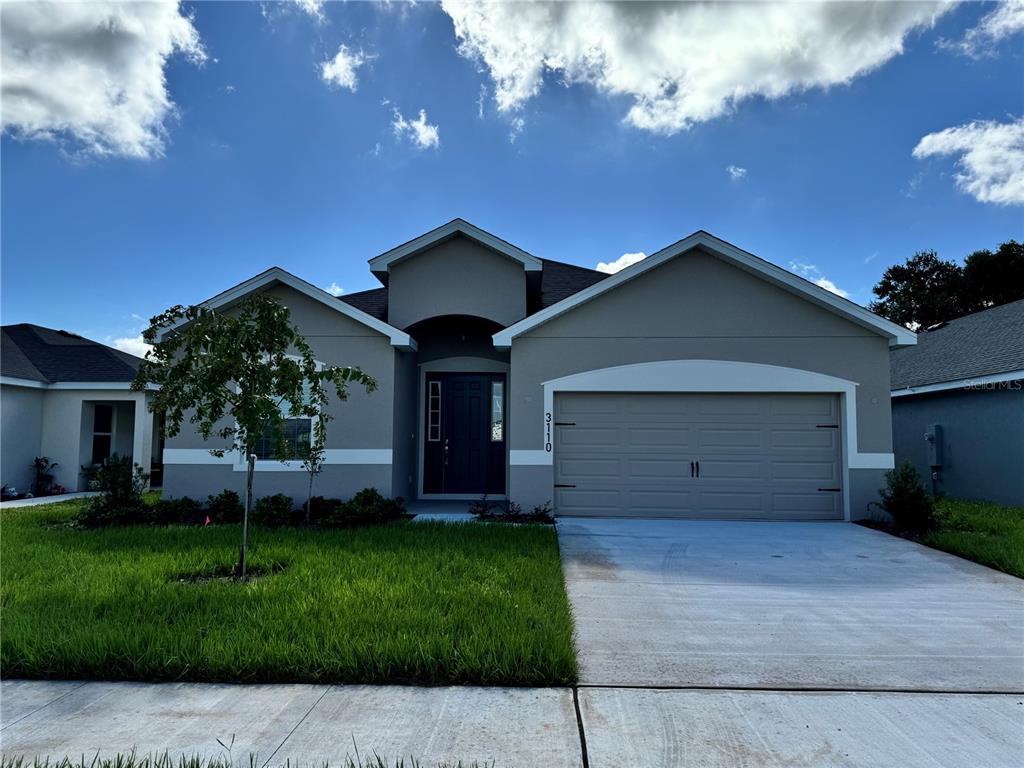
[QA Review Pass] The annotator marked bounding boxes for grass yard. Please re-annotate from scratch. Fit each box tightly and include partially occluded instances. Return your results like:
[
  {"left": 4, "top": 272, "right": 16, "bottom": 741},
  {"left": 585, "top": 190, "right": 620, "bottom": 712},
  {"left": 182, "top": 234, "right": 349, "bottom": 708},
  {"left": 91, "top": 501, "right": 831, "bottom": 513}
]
[
  {"left": 0, "top": 501, "right": 577, "bottom": 686},
  {"left": 921, "top": 497, "right": 1024, "bottom": 579}
]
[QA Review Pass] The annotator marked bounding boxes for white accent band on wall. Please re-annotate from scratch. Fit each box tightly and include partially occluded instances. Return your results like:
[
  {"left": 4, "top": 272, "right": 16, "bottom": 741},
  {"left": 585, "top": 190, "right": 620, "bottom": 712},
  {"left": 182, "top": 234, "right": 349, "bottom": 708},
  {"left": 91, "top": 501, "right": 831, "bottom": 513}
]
[
  {"left": 510, "top": 450, "right": 552, "bottom": 466},
  {"left": 163, "top": 449, "right": 393, "bottom": 467}
]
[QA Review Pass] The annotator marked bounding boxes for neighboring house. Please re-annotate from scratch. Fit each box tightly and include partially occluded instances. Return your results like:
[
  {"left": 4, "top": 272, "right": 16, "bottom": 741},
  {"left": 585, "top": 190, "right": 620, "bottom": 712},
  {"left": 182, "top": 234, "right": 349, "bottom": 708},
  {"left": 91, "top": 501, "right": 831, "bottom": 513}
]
[
  {"left": 1, "top": 324, "right": 160, "bottom": 495},
  {"left": 891, "top": 299, "right": 1024, "bottom": 506},
  {"left": 163, "top": 219, "right": 915, "bottom": 520}
]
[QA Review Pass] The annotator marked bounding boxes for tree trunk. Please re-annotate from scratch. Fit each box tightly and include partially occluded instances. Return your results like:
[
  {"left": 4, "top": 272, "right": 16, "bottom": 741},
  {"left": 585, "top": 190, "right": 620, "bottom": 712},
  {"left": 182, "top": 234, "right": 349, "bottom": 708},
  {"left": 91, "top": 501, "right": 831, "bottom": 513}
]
[
  {"left": 305, "top": 471, "right": 313, "bottom": 527},
  {"left": 241, "top": 452, "right": 255, "bottom": 579}
]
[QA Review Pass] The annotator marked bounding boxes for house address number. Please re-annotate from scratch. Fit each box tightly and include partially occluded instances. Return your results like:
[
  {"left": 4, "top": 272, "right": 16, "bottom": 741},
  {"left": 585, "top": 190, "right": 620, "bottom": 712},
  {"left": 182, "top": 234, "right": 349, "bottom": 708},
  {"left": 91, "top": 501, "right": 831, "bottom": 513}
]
[{"left": 544, "top": 412, "right": 552, "bottom": 452}]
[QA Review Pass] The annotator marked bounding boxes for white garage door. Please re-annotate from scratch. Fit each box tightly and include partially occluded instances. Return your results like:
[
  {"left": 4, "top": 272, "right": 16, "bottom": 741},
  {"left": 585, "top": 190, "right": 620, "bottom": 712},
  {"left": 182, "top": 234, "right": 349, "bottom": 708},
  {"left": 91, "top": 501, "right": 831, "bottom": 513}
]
[{"left": 553, "top": 392, "right": 843, "bottom": 520}]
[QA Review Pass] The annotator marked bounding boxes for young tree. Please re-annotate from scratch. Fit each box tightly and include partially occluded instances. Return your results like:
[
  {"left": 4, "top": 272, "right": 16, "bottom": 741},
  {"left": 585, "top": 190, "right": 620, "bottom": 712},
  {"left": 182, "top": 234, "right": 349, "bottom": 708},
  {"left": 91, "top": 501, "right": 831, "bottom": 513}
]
[
  {"left": 299, "top": 428, "right": 325, "bottom": 527},
  {"left": 132, "top": 295, "right": 375, "bottom": 578},
  {"left": 868, "top": 250, "right": 967, "bottom": 329}
]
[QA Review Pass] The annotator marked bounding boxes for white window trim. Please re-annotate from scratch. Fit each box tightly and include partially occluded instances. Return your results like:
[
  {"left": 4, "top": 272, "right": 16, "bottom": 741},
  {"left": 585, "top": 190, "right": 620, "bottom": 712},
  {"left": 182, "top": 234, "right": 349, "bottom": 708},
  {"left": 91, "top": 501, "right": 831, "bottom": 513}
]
[
  {"left": 493, "top": 231, "right": 916, "bottom": 349},
  {"left": 509, "top": 359, "right": 897, "bottom": 523}
]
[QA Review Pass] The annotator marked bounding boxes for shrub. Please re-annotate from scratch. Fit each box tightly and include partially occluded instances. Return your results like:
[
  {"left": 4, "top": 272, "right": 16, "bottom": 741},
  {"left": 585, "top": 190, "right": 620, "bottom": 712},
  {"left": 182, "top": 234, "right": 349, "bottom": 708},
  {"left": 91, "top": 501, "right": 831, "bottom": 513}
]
[
  {"left": 252, "top": 494, "right": 300, "bottom": 528},
  {"left": 472, "top": 498, "right": 555, "bottom": 524},
  {"left": 31, "top": 456, "right": 59, "bottom": 496},
  {"left": 468, "top": 495, "right": 502, "bottom": 518},
  {"left": 307, "top": 495, "right": 343, "bottom": 525},
  {"left": 207, "top": 490, "right": 244, "bottom": 524},
  {"left": 322, "top": 488, "right": 405, "bottom": 528},
  {"left": 147, "top": 497, "right": 203, "bottom": 526},
  {"left": 76, "top": 455, "right": 149, "bottom": 528},
  {"left": 877, "top": 460, "right": 935, "bottom": 532}
]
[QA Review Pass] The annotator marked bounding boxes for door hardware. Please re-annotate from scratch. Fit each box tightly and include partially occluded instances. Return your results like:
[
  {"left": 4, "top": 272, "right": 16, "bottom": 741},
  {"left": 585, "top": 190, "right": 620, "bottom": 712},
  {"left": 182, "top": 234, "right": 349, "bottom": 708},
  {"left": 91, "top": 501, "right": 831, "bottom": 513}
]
[
  {"left": 817, "top": 487, "right": 841, "bottom": 492},
  {"left": 554, "top": 421, "right": 576, "bottom": 426},
  {"left": 554, "top": 483, "right": 576, "bottom": 488},
  {"left": 815, "top": 424, "right": 839, "bottom": 429}
]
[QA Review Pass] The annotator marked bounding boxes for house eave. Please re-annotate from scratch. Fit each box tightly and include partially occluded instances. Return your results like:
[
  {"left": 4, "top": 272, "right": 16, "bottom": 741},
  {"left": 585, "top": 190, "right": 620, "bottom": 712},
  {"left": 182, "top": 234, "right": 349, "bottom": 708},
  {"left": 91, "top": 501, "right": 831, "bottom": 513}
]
[{"left": 493, "top": 231, "right": 917, "bottom": 349}]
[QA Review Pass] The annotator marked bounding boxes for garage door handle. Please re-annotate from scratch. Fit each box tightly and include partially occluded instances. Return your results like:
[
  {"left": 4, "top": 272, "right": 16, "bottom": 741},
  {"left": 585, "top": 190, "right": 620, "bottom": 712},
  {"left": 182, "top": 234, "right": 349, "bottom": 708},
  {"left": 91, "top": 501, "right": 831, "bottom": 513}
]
[
  {"left": 554, "top": 421, "right": 576, "bottom": 426},
  {"left": 695, "top": 460, "right": 700, "bottom": 478},
  {"left": 817, "top": 487, "right": 841, "bottom": 492},
  {"left": 554, "top": 483, "right": 576, "bottom": 488}
]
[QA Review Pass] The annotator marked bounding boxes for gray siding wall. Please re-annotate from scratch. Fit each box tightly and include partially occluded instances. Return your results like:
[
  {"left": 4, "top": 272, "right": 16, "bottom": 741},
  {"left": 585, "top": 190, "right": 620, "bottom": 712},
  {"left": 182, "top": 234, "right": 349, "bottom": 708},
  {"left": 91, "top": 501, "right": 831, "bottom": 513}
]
[
  {"left": 163, "top": 283, "right": 398, "bottom": 503},
  {"left": 386, "top": 236, "right": 527, "bottom": 330},
  {"left": 893, "top": 386, "right": 1024, "bottom": 506},
  {"left": 1, "top": 384, "right": 44, "bottom": 492},
  {"left": 508, "top": 249, "right": 894, "bottom": 518}
]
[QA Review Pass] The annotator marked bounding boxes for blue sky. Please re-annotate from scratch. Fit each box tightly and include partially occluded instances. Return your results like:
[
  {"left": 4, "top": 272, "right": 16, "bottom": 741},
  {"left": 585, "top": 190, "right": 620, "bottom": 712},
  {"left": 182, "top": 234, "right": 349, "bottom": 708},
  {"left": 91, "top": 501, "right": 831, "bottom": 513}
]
[{"left": 2, "top": 1, "right": 1022, "bottom": 354}]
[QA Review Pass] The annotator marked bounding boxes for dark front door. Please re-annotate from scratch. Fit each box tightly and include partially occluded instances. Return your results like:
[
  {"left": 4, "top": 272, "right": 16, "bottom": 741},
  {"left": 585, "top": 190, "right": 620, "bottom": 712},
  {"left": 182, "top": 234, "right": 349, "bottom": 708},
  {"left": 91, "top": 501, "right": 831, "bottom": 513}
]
[{"left": 424, "top": 373, "right": 506, "bottom": 495}]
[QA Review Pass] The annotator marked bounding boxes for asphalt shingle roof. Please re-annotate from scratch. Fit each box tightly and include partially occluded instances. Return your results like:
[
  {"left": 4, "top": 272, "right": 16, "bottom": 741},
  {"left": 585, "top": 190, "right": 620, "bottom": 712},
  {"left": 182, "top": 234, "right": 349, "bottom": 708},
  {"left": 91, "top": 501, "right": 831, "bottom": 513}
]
[
  {"left": 337, "top": 258, "right": 609, "bottom": 324},
  {"left": 1, "top": 324, "right": 143, "bottom": 384},
  {"left": 890, "top": 298, "right": 1024, "bottom": 390}
]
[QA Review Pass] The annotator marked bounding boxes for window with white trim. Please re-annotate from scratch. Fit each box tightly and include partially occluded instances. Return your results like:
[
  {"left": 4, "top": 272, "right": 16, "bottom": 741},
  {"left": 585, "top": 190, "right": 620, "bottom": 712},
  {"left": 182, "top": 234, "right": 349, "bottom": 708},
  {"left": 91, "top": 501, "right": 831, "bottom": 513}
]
[
  {"left": 428, "top": 381, "right": 441, "bottom": 441},
  {"left": 254, "top": 380, "right": 313, "bottom": 460}
]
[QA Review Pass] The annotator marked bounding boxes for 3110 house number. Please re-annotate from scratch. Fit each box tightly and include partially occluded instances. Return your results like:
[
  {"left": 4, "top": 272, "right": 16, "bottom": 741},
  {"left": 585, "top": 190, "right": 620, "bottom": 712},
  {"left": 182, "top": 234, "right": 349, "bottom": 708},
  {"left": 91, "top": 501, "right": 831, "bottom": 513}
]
[{"left": 544, "top": 412, "right": 552, "bottom": 452}]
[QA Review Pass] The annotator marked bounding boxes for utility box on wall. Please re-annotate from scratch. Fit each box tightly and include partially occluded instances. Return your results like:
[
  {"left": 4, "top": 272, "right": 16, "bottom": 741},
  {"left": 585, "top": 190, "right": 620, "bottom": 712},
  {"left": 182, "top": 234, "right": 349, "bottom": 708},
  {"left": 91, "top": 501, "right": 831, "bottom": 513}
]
[{"left": 924, "top": 423, "right": 943, "bottom": 468}]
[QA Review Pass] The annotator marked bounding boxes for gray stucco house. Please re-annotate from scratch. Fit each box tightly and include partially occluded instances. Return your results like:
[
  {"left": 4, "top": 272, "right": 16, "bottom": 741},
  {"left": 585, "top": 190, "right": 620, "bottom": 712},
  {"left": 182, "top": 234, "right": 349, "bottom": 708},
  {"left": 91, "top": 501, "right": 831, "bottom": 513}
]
[
  {"left": 891, "top": 299, "right": 1024, "bottom": 506},
  {"left": 163, "top": 219, "right": 915, "bottom": 520},
  {"left": 1, "top": 324, "right": 160, "bottom": 495}
]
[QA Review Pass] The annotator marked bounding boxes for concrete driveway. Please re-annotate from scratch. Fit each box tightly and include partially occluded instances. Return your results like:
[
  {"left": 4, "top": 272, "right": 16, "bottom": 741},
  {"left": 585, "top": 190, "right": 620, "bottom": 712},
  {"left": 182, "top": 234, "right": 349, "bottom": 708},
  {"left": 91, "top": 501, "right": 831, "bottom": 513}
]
[{"left": 558, "top": 518, "right": 1024, "bottom": 690}]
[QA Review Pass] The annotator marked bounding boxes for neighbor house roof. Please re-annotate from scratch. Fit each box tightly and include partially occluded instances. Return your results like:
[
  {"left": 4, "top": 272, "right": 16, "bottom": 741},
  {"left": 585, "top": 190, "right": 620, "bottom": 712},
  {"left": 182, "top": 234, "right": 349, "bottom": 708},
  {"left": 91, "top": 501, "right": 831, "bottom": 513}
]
[
  {"left": 1, "top": 324, "right": 143, "bottom": 385},
  {"left": 891, "top": 298, "right": 1024, "bottom": 394},
  {"left": 493, "top": 230, "right": 917, "bottom": 348}
]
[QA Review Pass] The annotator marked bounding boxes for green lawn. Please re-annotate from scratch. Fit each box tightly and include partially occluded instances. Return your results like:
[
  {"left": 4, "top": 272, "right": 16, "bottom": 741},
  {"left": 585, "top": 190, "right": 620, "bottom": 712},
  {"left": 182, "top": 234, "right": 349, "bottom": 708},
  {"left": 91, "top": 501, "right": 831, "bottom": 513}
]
[
  {"left": 0, "top": 500, "right": 577, "bottom": 686},
  {"left": 920, "top": 497, "right": 1024, "bottom": 578}
]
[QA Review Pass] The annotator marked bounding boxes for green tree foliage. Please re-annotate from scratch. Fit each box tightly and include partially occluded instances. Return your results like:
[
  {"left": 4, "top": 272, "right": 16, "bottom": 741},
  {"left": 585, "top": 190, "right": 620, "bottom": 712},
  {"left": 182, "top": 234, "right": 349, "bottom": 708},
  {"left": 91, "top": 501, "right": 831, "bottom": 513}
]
[
  {"left": 132, "top": 294, "right": 376, "bottom": 577},
  {"left": 868, "top": 251, "right": 967, "bottom": 329},
  {"left": 870, "top": 242, "right": 1023, "bottom": 329},
  {"left": 963, "top": 240, "right": 1024, "bottom": 310}
]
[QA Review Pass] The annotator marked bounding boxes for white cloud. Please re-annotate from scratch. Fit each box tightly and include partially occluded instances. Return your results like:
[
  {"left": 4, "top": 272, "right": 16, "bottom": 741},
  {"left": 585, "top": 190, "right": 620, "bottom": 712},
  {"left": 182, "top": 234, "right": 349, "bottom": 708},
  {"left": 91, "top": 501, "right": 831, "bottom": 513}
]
[
  {"left": 789, "top": 262, "right": 850, "bottom": 298},
  {"left": 726, "top": 165, "right": 747, "bottom": 182},
  {"left": 323, "top": 281, "right": 345, "bottom": 296},
  {"left": 952, "top": 0, "right": 1024, "bottom": 56},
  {"left": 442, "top": 1, "right": 949, "bottom": 134},
  {"left": 596, "top": 252, "right": 646, "bottom": 275},
  {"left": 912, "top": 117, "right": 1024, "bottom": 205},
  {"left": 392, "top": 108, "right": 440, "bottom": 150},
  {"left": 112, "top": 335, "right": 153, "bottom": 359},
  {"left": 0, "top": 1, "right": 205, "bottom": 160},
  {"left": 294, "top": 0, "right": 325, "bottom": 22},
  {"left": 509, "top": 116, "right": 525, "bottom": 144},
  {"left": 320, "top": 45, "right": 365, "bottom": 91}
]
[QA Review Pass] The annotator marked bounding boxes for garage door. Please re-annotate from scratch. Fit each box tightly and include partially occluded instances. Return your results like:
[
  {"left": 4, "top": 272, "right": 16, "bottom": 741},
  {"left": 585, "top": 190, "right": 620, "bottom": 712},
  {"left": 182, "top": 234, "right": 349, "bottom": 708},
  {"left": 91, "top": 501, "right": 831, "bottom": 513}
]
[{"left": 553, "top": 392, "right": 842, "bottom": 520}]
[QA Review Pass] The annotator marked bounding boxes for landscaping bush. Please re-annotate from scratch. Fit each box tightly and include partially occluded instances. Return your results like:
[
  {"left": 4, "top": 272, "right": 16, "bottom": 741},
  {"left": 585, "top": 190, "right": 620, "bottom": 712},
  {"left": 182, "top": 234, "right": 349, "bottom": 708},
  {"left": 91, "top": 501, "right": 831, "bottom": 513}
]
[
  {"left": 147, "top": 497, "right": 203, "bottom": 526},
  {"left": 470, "top": 496, "right": 555, "bottom": 524},
  {"left": 321, "top": 488, "right": 405, "bottom": 528},
  {"left": 307, "top": 495, "right": 343, "bottom": 525},
  {"left": 877, "top": 460, "right": 935, "bottom": 532},
  {"left": 252, "top": 493, "right": 300, "bottom": 528},
  {"left": 206, "top": 489, "right": 244, "bottom": 524},
  {"left": 76, "top": 455, "right": 150, "bottom": 528}
]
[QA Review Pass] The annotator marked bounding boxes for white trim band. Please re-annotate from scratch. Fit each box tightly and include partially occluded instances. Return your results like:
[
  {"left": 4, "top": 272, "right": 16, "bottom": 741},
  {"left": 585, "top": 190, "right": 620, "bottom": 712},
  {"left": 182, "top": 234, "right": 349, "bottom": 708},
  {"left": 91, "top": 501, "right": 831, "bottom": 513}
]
[
  {"left": 163, "top": 448, "right": 393, "bottom": 469},
  {"left": 891, "top": 369, "right": 1024, "bottom": 398}
]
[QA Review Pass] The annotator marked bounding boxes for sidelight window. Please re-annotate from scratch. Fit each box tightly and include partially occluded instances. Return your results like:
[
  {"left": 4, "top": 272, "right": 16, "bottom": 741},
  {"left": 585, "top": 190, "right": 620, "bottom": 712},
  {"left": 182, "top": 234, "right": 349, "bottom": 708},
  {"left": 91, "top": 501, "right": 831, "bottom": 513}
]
[
  {"left": 428, "top": 380, "right": 441, "bottom": 441},
  {"left": 491, "top": 381, "right": 504, "bottom": 442}
]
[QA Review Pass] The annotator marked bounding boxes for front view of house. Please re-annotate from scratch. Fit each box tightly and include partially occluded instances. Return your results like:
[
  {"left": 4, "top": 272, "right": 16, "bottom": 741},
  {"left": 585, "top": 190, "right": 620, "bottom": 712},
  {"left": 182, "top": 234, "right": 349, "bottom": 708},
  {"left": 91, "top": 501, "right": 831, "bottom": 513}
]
[{"left": 163, "top": 220, "right": 916, "bottom": 520}]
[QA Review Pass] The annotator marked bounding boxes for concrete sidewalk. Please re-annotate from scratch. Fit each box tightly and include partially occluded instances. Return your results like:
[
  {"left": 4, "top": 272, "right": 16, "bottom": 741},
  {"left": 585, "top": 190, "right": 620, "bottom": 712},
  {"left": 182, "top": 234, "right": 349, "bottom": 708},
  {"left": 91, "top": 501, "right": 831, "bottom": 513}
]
[
  {"left": 3, "top": 680, "right": 1022, "bottom": 767},
  {"left": 0, "top": 492, "right": 97, "bottom": 509}
]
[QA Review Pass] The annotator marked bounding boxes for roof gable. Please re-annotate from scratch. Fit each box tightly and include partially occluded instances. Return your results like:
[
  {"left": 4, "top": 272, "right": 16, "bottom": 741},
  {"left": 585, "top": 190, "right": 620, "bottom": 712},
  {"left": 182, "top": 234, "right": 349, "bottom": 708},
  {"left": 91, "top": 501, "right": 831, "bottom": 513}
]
[
  {"left": 160, "top": 267, "right": 415, "bottom": 350},
  {"left": 493, "top": 231, "right": 917, "bottom": 348},
  {"left": 368, "top": 219, "right": 542, "bottom": 282}
]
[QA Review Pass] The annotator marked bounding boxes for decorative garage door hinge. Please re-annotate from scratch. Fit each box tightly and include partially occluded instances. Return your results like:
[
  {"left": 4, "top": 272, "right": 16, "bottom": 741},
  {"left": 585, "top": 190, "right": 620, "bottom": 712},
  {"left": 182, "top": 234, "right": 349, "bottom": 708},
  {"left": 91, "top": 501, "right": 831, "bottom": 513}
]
[
  {"left": 554, "top": 421, "right": 576, "bottom": 426},
  {"left": 817, "top": 487, "right": 841, "bottom": 492},
  {"left": 815, "top": 424, "right": 839, "bottom": 429},
  {"left": 554, "top": 483, "right": 577, "bottom": 488}
]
